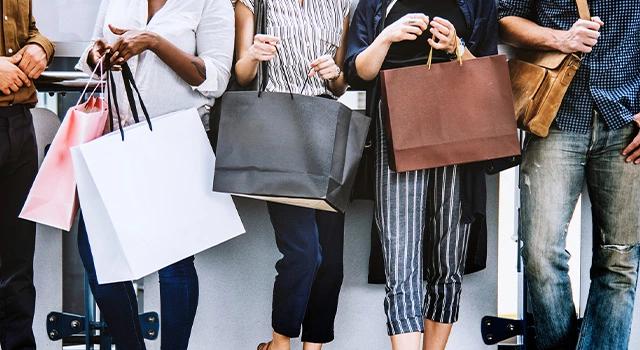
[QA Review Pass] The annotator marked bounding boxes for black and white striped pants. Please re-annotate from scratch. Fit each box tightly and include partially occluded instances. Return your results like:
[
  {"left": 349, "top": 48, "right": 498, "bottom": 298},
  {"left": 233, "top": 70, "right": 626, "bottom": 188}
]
[{"left": 375, "top": 110, "right": 472, "bottom": 336}]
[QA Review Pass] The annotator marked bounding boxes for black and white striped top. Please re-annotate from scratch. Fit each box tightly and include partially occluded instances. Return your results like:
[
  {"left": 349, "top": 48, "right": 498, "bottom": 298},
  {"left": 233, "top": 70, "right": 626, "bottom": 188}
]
[{"left": 239, "top": 0, "right": 350, "bottom": 97}]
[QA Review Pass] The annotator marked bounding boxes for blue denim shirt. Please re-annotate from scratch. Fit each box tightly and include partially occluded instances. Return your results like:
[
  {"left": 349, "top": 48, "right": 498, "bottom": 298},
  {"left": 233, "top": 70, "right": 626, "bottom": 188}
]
[
  {"left": 345, "top": 0, "right": 499, "bottom": 92},
  {"left": 498, "top": 0, "right": 640, "bottom": 133}
]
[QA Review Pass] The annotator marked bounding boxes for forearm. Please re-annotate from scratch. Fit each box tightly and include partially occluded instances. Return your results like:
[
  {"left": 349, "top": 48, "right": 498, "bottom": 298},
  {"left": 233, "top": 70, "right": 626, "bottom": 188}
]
[
  {"left": 234, "top": 57, "right": 260, "bottom": 87},
  {"left": 150, "top": 33, "right": 206, "bottom": 86},
  {"left": 354, "top": 35, "right": 392, "bottom": 81},
  {"left": 499, "top": 16, "right": 566, "bottom": 51}
]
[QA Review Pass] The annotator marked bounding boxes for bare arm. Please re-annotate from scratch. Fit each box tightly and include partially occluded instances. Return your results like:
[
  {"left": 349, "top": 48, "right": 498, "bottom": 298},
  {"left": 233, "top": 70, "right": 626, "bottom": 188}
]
[
  {"left": 106, "top": 25, "right": 207, "bottom": 86},
  {"left": 499, "top": 16, "right": 604, "bottom": 53},
  {"left": 323, "top": 17, "right": 350, "bottom": 96},
  {"left": 234, "top": 2, "right": 279, "bottom": 87},
  {"left": 355, "top": 13, "right": 430, "bottom": 81}
]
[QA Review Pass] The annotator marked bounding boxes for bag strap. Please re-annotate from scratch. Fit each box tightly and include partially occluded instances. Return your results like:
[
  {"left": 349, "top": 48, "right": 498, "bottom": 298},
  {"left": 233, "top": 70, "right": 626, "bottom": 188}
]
[
  {"left": 106, "top": 62, "right": 153, "bottom": 141},
  {"left": 576, "top": 0, "right": 591, "bottom": 21}
]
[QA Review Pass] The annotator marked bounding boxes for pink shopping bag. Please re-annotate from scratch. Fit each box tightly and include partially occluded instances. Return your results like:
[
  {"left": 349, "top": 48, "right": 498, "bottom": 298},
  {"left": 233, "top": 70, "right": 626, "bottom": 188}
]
[
  {"left": 20, "top": 96, "right": 108, "bottom": 231},
  {"left": 20, "top": 60, "right": 109, "bottom": 231}
]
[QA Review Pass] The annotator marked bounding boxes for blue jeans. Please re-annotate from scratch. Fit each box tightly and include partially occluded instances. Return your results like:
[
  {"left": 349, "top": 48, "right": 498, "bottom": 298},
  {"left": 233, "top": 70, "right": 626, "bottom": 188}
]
[
  {"left": 77, "top": 216, "right": 199, "bottom": 350},
  {"left": 521, "top": 116, "right": 640, "bottom": 350},
  {"left": 267, "top": 203, "right": 345, "bottom": 343}
]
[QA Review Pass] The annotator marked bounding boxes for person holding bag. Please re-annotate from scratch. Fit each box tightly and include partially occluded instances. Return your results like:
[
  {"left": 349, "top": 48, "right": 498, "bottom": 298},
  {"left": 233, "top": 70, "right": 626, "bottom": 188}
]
[
  {"left": 344, "top": 0, "right": 498, "bottom": 349},
  {"left": 499, "top": 1, "right": 640, "bottom": 349},
  {"left": 234, "top": 1, "right": 350, "bottom": 349},
  {"left": 75, "top": 0, "right": 234, "bottom": 349}
]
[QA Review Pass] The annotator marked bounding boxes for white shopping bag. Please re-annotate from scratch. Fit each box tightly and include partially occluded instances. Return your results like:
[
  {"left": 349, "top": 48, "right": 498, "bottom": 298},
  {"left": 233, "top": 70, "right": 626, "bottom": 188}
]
[{"left": 71, "top": 108, "right": 245, "bottom": 284}]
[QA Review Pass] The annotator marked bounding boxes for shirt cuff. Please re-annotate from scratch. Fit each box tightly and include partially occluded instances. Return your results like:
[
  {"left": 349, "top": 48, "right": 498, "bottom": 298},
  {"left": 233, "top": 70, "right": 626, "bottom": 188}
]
[
  {"left": 26, "top": 35, "right": 55, "bottom": 64},
  {"left": 192, "top": 57, "right": 227, "bottom": 99},
  {"left": 75, "top": 43, "right": 105, "bottom": 79}
]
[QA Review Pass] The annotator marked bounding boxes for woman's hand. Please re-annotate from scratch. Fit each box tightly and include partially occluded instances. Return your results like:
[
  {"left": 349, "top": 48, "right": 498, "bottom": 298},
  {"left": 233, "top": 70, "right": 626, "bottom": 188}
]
[
  {"left": 87, "top": 39, "right": 116, "bottom": 69},
  {"left": 248, "top": 34, "right": 280, "bottom": 62},
  {"left": 309, "top": 55, "right": 341, "bottom": 81},
  {"left": 380, "top": 13, "right": 430, "bottom": 44},
  {"left": 428, "top": 17, "right": 459, "bottom": 54},
  {"left": 108, "top": 24, "right": 159, "bottom": 63}
]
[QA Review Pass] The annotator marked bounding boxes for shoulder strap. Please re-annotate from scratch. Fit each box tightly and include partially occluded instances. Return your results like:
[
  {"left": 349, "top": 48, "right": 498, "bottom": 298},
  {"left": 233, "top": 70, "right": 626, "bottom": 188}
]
[{"left": 576, "top": 0, "right": 591, "bottom": 21}]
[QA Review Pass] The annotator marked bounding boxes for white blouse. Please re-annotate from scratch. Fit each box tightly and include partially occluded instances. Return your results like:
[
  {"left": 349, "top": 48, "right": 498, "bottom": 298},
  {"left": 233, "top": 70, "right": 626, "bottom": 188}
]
[{"left": 77, "top": 0, "right": 234, "bottom": 126}]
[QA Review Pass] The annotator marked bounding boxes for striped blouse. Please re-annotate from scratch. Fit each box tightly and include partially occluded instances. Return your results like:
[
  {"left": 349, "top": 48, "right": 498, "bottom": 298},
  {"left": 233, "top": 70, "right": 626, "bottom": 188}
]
[{"left": 238, "top": 0, "right": 350, "bottom": 97}]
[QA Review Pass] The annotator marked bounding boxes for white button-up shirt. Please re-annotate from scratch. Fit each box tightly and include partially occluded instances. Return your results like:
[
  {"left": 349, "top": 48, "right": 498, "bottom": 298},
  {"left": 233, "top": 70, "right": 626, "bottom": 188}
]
[{"left": 77, "top": 0, "right": 234, "bottom": 126}]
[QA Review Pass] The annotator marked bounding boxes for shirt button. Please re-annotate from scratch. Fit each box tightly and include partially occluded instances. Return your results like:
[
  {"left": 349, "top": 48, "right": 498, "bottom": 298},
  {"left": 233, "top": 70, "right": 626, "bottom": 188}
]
[
  {"left": 8, "top": 48, "right": 13, "bottom": 54},
  {"left": 3, "top": 16, "right": 7, "bottom": 21}
]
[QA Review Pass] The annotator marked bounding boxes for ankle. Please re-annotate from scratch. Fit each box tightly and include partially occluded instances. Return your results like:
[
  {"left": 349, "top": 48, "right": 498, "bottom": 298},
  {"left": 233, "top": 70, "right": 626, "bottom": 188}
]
[{"left": 271, "top": 333, "right": 291, "bottom": 350}]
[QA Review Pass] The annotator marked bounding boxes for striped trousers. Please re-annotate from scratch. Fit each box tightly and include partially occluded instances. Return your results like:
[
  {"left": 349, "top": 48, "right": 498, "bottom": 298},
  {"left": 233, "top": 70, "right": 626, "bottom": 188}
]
[{"left": 375, "top": 110, "right": 472, "bottom": 336}]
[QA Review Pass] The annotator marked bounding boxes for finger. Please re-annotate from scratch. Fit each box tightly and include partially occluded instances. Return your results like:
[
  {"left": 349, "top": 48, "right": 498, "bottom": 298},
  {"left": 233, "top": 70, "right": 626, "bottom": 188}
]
[
  {"left": 108, "top": 24, "right": 129, "bottom": 35},
  {"left": 10, "top": 53, "right": 23, "bottom": 64},
  {"left": 27, "top": 64, "right": 41, "bottom": 79},
  {"left": 577, "top": 19, "right": 601, "bottom": 31},
  {"left": 576, "top": 44, "right": 593, "bottom": 53},
  {"left": 583, "top": 29, "right": 601, "bottom": 39},
  {"left": 405, "top": 16, "right": 429, "bottom": 31},
  {"left": 257, "top": 54, "right": 275, "bottom": 62},
  {"left": 430, "top": 27, "right": 450, "bottom": 42},
  {"left": 310, "top": 55, "right": 331, "bottom": 67},
  {"left": 15, "top": 69, "right": 30, "bottom": 87},
  {"left": 622, "top": 135, "right": 640, "bottom": 156},
  {"left": 30, "top": 65, "right": 45, "bottom": 80},
  {"left": 428, "top": 38, "right": 448, "bottom": 50},
  {"left": 430, "top": 20, "right": 451, "bottom": 36},
  {"left": 109, "top": 51, "right": 122, "bottom": 66},
  {"left": 254, "top": 42, "right": 277, "bottom": 55},
  {"left": 583, "top": 38, "right": 598, "bottom": 47},
  {"left": 406, "top": 13, "right": 429, "bottom": 26},
  {"left": 18, "top": 54, "right": 32, "bottom": 73},
  {"left": 402, "top": 33, "right": 419, "bottom": 41},
  {"left": 318, "top": 67, "right": 337, "bottom": 78},
  {"left": 315, "top": 59, "right": 335, "bottom": 71},
  {"left": 9, "top": 83, "right": 20, "bottom": 92},
  {"left": 433, "top": 17, "right": 456, "bottom": 32},
  {"left": 1, "top": 88, "right": 11, "bottom": 95},
  {"left": 403, "top": 25, "right": 423, "bottom": 36},
  {"left": 626, "top": 147, "right": 640, "bottom": 164},
  {"left": 255, "top": 34, "right": 280, "bottom": 45},
  {"left": 591, "top": 16, "right": 605, "bottom": 26}
]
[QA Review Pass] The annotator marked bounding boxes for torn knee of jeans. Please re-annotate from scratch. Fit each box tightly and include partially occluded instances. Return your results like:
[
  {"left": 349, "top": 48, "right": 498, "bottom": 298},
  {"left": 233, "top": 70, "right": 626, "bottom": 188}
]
[{"left": 601, "top": 243, "right": 639, "bottom": 253}]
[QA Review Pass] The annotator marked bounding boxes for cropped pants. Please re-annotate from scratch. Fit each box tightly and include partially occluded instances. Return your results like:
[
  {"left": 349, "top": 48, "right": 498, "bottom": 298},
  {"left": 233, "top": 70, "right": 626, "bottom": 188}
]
[{"left": 375, "top": 111, "right": 471, "bottom": 336}]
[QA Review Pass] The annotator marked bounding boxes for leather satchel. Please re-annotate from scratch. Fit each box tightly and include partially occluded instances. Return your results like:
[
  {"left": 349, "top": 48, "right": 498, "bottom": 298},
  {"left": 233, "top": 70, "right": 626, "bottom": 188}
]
[{"left": 508, "top": 0, "right": 591, "bottom": 137}]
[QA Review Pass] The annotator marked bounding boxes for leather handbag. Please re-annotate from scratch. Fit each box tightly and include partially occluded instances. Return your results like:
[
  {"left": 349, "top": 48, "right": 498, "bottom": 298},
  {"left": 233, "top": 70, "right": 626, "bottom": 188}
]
[{"left": 508, "top": 0, "right": 591, "bottom": 137}]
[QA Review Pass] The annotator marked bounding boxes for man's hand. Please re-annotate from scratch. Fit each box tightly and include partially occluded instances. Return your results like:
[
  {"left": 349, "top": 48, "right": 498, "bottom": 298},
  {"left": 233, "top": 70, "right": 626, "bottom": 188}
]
[
  {"left": 622, "top": 113, "right": 640, "bottom": 164},
  {"left": 555, "top": 17, "right": 604, "bottom": 54},
  {"left": 16, "top": 44, "right": 48, "bottom": 79},
  {"left": 0, "top": 55, "right": 30, "bottom": 95}
]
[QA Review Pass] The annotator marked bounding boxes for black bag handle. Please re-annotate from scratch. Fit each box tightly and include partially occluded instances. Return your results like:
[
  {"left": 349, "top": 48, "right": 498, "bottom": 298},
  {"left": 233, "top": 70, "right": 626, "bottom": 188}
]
[
  {"left": 255, "top": 0, "right": 294, "bottom": 99},
  {"left": 106, "top": 62, "right": 153, "bottom": 141}
]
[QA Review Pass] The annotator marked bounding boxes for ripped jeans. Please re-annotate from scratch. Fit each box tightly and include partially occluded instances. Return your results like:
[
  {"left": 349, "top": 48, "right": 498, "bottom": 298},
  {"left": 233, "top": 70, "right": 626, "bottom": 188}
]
[{"left": 520, "top": 115, "right": 640, "bottom": 350}]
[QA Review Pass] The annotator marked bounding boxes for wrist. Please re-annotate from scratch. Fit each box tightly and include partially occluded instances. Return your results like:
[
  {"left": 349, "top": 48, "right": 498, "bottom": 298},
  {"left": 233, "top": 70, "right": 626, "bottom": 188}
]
[
  {"left": 550, "top": 29, "right": 571, "bottom": 53},
  {"left": 146, "top": 31, "right": 161, "bottom": 51}
]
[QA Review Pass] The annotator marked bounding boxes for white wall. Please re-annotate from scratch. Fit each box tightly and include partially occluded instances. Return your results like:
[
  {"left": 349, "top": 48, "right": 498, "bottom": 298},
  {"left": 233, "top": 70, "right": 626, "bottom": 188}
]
[{"left": 143, "top": 177, "right": 500, "bottom": 350}]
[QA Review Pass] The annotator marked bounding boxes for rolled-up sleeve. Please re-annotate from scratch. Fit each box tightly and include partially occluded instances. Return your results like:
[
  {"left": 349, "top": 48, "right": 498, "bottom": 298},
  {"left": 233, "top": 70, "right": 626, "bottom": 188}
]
[
  {"left": 192, "top": 0, "right": 234, "bottom": 99},
  {"left": 344, "top": 0, "right": 374, "bottom": 91},
  {"left": 27, "top": 3, "right": 55, "bottom": 63},
  {"left": 76, "top": 0, "right": 110, "bottom": 77},
  {"left": 497, "top": 0, "right": 534, "bottom": 20}
]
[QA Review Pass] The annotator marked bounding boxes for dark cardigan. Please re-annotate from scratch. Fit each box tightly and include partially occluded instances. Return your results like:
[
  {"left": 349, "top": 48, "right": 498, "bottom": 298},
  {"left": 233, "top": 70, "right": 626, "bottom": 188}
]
[{"left": 344, "top": 0, "right": 500, "bottom": 277}]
